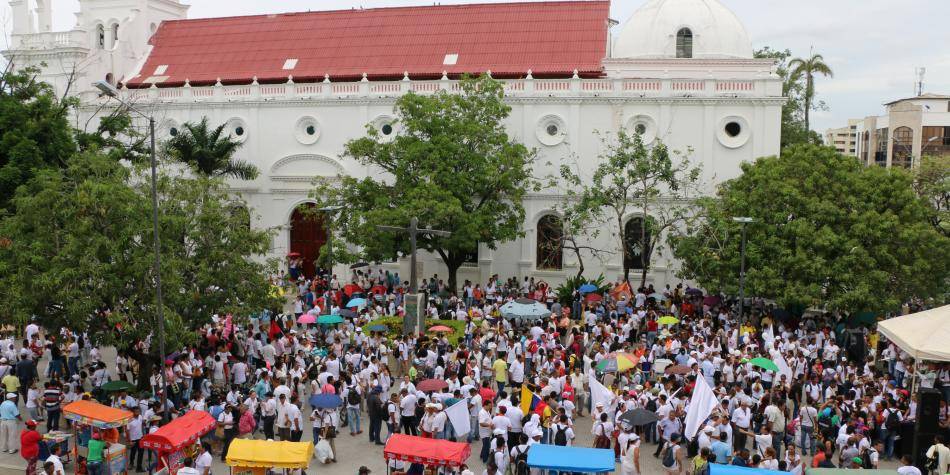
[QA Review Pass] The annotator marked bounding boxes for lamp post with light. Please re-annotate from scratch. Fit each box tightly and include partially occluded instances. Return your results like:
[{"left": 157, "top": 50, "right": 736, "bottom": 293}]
[
  {"left": 93, "top": 80, "right": 169, "bottom": 420},
  {"left": 732, "top": 216, "right": 754, "bottom": 323}
]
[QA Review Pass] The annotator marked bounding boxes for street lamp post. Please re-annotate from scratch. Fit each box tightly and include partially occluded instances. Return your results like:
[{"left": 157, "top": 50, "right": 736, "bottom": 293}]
[
  {"left": 316, "top": 205, "right": 343, "bottom": 288},
  {"left": 732, "top": 217, "right": 754, "bottom": 324},
  {"left": 94, "top": 80, "right": 169, "bottom": 420}
]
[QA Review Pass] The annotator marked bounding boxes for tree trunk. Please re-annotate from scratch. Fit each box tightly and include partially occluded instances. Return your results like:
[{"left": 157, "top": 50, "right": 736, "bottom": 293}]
[
  {"left": 130, "top": 351, "right": 154, "bottom": 392},
  {"left": 804, "top": 75, "right": 812, "bottom": 136},
  {"left": 445, "top": 255, "right": 463, "bottom": 296}
]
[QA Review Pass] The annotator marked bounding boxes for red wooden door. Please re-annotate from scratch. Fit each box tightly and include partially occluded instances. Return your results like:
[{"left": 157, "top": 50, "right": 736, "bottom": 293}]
[{"left": 289, "top": 203, "right": 326, "bottom": 278}]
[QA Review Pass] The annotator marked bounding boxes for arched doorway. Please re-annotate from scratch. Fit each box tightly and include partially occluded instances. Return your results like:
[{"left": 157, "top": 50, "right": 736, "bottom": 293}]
[{"left": 289, "top": 203, "right": 327, "bottom": 278}]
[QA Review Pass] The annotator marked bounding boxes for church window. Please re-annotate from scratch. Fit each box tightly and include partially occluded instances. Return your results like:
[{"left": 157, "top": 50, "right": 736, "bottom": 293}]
[
  {"left": 234, "top": 126, "right": 245, "bottom": 137},
  {"left": 546, "top": 124, "right": 559, "bottom": 137},
  {"left": 724, "top": 121, "right": 741, "bottom": 138},
  {"left": 381, "top": 124, "right": 394, "bottom": 136},
  {"left": 623, "top": 217, "right": 650, "bottom": 270},
  {"left": 111, "top": 23, "right": 119, "bottom": 48},
  {"left": 306, "top": 125, "right": 316, "bottom": 136},
  {"left": 676, "top": 28, "right": 693, "bottom": 58},
  {"left": 169, "top": 127, "right": 178, "bottom": 137},
  {"left": 536, "top": 215, "right": 563, "bottom": 270},
  {"left": 96, "top": 24, "right": 105, "bottom": 49},
  {"left": 635, "top": 123, "right": 647, "bottom": 135}
]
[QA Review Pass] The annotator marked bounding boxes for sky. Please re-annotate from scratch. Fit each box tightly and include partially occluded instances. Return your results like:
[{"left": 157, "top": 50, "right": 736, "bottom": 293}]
[{"left": 2, "top": 0, "right": 948, "bottom": 133}]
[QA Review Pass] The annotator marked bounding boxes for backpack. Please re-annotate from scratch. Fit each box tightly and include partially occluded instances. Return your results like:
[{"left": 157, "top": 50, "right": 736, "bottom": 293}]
[
  {"left": 645, "top": 397, "right": 658, "bottom": 412},
  {"left": 662, "top": 443, "right": 677, "bottom": 468},
  {"left": 861, "top": 448, "right": 876, "bottom": 469},
  {"left": 926, "top": 448, "right": 940, "bottom": 472},
  {"left": 513, "top": 445, "right": 529, "bottom": 475},
  {"left": 347, "top": 388, "right": 362, "bottom": 406},
  {"left": 884, "top": 409, "right": 899, "bottom": 431},
  {"left": 553, "top": 425, "right": 568, "bottom": 446}
]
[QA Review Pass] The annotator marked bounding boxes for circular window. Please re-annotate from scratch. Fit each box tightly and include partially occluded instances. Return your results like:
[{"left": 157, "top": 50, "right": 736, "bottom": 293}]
[
  {"left": 626, "top": 114, "right": 657, "bottom": 144},
  {"left": 536, "top": 115, "right": 567, "bottom": 146},
  {"left": 725, "top": 122, "right": 741, "bottom": 137},
  {"left": 225, "top": 117, "right": 248, "bottom": 143},
  {"left": 371, "top": 115, "right": 398, "bottom": 142},
  {"left": 381, "top": 124, "right": 394, "bottom": 136},
  {"left": 169, "top": 127, "right": 178, "bottom": 137},
  {"left": 294, "top": 116, "right": 321, "bottom": 145},
  {"left": 717, "top": 116, "right": 751, "bottom": 149}
]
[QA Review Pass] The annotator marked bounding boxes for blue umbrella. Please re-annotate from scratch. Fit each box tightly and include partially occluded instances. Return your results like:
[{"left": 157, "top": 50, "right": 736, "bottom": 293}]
[
  {"left": 309, "top": 394, "right": 343, "bottom": 409},
  {"left": 578, "top": 284, "right": 598, "bottom": 293},
  {"left": 367, "top": 324, "right": 388, "bottom": 332},
  {"left": 500, "top": 300, "right": 550, "bottom": 321},
  {"left": 345, "top": 297, "right": 367, "bottom": 308}
]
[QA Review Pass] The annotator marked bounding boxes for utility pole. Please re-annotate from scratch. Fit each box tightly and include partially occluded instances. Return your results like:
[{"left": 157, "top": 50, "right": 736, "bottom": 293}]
[
  {"left": 733, "top": 217, "right": 754, "bottom": 324},
  {"left": 377, "top": 217, "right": 451, "bottom": 334}
]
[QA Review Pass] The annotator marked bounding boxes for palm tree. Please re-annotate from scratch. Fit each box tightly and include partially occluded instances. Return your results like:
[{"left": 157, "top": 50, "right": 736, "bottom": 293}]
[
  {"left": 165, "top": 117, "right": 259, "bottom": 180},
  {"left": 789, "top": 52, "right": 833, "bottom": 136}
]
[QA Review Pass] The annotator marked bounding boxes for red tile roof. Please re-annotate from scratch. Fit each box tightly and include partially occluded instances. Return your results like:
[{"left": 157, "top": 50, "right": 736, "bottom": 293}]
[{"left": 126, "top": 1, "right": 610, "bottom": 88}]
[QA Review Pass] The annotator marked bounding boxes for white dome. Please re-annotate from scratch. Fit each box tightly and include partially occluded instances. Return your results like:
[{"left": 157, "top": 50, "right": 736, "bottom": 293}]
[{"left": 613, "top": 0, "right": 753, "bottom": 60}]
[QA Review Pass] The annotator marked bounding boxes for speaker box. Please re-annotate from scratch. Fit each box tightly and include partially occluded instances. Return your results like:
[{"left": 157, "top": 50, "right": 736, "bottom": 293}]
[{"left": 912, "top": 387, "right": 941, "bottom": 470}]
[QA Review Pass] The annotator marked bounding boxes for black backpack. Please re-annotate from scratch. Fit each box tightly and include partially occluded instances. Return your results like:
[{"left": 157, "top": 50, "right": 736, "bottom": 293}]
[
  {"left": 884, "top": 409, "right": 900, "bottom": 431},
  {"left": 553, "top": 425, "right": 568, "bottom": 446},
  {"left": 347, "top": 388, "right": 362, "bottom": 406},
  {"left": 861, "top": 449, "right": 876, "bottom": 469},
  {"left": 662, "top": 443, "right": 677, "bottom": 468},
  {"left": 514, "top": 445, "right": 529, "bottom": 475},
  {"left": 645, "top": 397, "right": 658, "bottom": 412}
]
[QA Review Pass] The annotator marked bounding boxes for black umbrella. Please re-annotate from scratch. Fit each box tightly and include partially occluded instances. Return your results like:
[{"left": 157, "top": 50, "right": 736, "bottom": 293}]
[
  {"left": 338, "top": 309, "right": 357, "bottom": 318},
  {"left": 350, "top": 262, "right": 369, "bottom": 269},
  {"left": 771, "top": 308, "right": 792, "bottom": 321},
  {"left": 619, "top": 409, "right": 659, "bottom": 427}
]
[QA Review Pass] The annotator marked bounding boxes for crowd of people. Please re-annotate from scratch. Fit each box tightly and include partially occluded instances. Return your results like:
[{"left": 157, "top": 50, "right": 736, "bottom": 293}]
[{"left": 0, "top": 267, "right": 948, "bottom": 475}]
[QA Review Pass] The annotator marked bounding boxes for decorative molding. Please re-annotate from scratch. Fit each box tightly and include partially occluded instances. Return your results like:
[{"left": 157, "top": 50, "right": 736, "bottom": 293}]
[{"left": 268, "top": 153, "right": 345, "bottom": 176}]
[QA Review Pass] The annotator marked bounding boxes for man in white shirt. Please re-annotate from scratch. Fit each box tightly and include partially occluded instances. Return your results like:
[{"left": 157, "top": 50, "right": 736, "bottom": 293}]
[
  {"left": 44, "top": 444, "right": 65, "bottom": 475},
  {"left": 194, "top": 442, "right": 213, "bottom": 475},
  {"left": 399, "top": 389, "right": 418, "bottom": 436},
  {"left": 478, "top": 400, "right": 494, "bottom": 463},
  {"left": 126, "top": 407, "right": 145, "bottom": 472},
  {"left": 491, "top": 406, "right": 513, "bottom": 443}
]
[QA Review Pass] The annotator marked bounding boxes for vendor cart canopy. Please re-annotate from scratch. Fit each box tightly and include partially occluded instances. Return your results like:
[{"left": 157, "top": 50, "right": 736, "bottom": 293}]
[
  {"left": 383, "top": 434, "right": 471, "bottom": 467},
  {"left": 877, "top": 304, "right": 950, "bottom": 362},
  {"left": 710, "top": 465, "right": 789, "bottom": 475},
  {"left": 225, "top": 439, "right": 314, "bottom": 469},
  {"left": 141, "top": 410, "right": 216, "bottom": 452},
  {"left": 63, "top": 400, "right": 133, "bottom": 429},
  {"left": 526, "top": 444, "right": 615, "bottom": 473}
]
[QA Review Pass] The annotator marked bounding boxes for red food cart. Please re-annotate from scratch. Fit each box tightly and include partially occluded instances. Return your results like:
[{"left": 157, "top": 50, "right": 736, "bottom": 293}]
[{"left": 140, "top": 410, "right": 216, "bottom": 474}]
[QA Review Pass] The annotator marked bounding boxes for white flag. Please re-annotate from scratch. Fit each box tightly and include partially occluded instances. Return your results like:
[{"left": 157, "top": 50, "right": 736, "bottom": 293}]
[
  {"left": 684, "top": 375, "right": 719, "bottom": 440},
  {"left": 445, "top": 399, "right": 470, "bottom": 436},
  {"left": 588, "top": 371, "right": 617, "bottom": 416},
  {"left": 774, "top": 352, "right": 793, "bottom": 383}
]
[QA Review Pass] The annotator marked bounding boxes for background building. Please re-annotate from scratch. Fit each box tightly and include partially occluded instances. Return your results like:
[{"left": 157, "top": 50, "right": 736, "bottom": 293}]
[
  {"left": 823, "top": 119, "right": 860, "bottom": 156},
  {"left": 4, "top": 0, "right": 784, "bottom": 288},
  {"left": 854, "top": 93, "right": 950, "bottom": 168}
]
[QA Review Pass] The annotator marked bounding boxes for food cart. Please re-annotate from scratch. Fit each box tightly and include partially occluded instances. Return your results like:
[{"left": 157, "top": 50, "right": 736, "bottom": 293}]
[
  {"left": 140, "top": 410, "right": 216, "bottom": 474},
  {"left": 708, "top": 465, "right": 790, "bottom": 475},
  {"left": 383, "top": 434, "right": 471, "bottom": 475},
  {"left": 225, "top": 439, "right": 313, "bottom": 475},
  {"left": 63, "top": 400, "right": 134, "bottom": 475},
  {"left": 526, "top": 444, "right": 615, "bottom": 474}
]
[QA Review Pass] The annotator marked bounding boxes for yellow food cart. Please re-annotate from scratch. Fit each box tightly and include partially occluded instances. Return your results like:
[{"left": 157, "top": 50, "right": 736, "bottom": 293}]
[{"left": 224, "top": 439, "right": 313, "bottom": 475}]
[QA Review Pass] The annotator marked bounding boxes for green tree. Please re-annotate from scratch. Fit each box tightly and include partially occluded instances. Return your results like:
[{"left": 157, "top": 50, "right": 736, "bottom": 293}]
[
  {"left": 754, "top": 47, "right": 821, "bottom": 148},
  {"left": 671, "top": 144, "right": 950, "bottom": 313},
  {"left": 0, "top": 153, "right": 277, "bottom": 389},
  {"left": 164, "top": 117, "right": 259, "bottom": 180},
  {"left": 311, "top": 75, "right": 537, "bottom": 292},
  {"left": 560, "top": 131, "right": 701, "bottom": 287},
  {"left": 0, "top": 65, "right": 77, "bottom": 213},
  {"left": 913, "top": 154, "right": 950, "bottom": 237},
  {"left": 789, "top": 52, "right": 834, "bottom": 136}
]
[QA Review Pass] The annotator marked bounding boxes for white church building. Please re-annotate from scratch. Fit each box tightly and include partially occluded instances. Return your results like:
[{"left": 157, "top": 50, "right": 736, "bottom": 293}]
[{"left": 4, "top": 0, "right": 784, "bottom": 288}]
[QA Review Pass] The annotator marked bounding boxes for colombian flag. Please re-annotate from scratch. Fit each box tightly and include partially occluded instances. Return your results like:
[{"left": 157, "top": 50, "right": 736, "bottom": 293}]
[{"left": 520, "top": 384, "right": 542, "bottom": 415}]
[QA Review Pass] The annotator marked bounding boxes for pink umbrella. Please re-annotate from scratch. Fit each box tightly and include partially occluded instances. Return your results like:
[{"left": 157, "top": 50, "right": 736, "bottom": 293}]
[{"left": 297, "top": 314, "right": 316, "bottom": 324}]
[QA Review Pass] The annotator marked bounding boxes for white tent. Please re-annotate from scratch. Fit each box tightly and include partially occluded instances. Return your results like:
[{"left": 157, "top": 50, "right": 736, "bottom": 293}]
[{"left": 877, "top": 304, "right": 950, "bottom": 362}]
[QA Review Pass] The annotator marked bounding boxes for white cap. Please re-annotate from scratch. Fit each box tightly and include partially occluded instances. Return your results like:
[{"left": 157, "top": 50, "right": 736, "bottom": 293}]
[{"left": 5, "top": 393, "right": 16, "bottom": 399}]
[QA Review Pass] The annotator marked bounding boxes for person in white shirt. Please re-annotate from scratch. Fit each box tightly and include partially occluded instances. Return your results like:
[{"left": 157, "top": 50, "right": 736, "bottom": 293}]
[
  {"left": 194, "top": 442, "right": 213, "bottom": 475},
  {"left": 44, "top": 444, "right": 65, "bottom": 475},
  {"left": 126, "top": 407, "right": 145, "bottom": 472}
]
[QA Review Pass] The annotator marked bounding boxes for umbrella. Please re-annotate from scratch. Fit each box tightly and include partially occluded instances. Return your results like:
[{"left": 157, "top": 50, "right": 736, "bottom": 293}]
[
  {"left": 367, "top": 324, "right": 388, "bottom": 332},
  {"left": 849, "top": 311, "right": 878, "bottom": 326},
  {"left": 500, "top": 300, "right": 550, "bottom": 321},
  {"left": 101, "top": 380, "right": 135, "bottom": 392},
  {"left": 596, "top": 353, "right": 639, "bottom": 373},
  {"left": 309, "top": 394, "right": 343, "bottom": 409},
  {"left": 685, "top": 288, "right": 703, "bottom": 296},
  {"left": 370, "top": 285, "right": 388, "bottom": 295},
  {"left": 578, "top": 284, "right": 598, "bottom": 293},
  {"left": 648, "top": 292, "right": 668, "bottom": 302},
  {"left": 336, "top": 309, "right": 357, "bottom": 319},
  {"left": 286, "top": 252, "right": 301, "bottom": 258},
  {"left": 428, "top": 325, "right": 453, "bottom": 333},
  {"left": 619, "top": 409, "right": 659, "bottom": 427},
  {"left": 665, "top": 365, "right": 691, "bottom": 375},
  {"left": 346, "top": 297, "right": 367, "bottom": 308},
  {"left": 297, "top": 314, "right": 316, "bottom": 324},
  {"left": 317, "top": 314, "right": 344, "bottom": 325},
  {"left": 514, "top": 297, "right": 538, "bottom": 305},
  {"left": 585, "top": 293, "right": 603, "bottom": 303},
  {"left": 416, "top": 379, "right": 448, "bottom": 392},
  {"left": 749, "top": 357, "right": 779, "bottom": 372},
  {"left": 771, "top": 308, "right": 792, "bottom": 321},
  {"left": 657, "top": 316, "right": 680, "bottom": 326},
  {"left": 343, "top": 283, "right": 362, "bottom": 296},
  {"left": 703, "top": 295, "right": 721, "bottom": 306},
  {"left": 350, "top": 262, "right": 370, "bottom": 269}
]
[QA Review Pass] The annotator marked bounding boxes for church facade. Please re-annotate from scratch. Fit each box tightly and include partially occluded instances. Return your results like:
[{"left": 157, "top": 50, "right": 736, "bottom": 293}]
[{"left": 4, "top": 0, "right": 784, "bottom": 288}]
